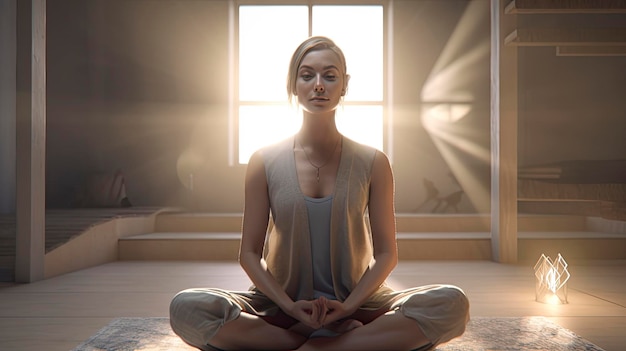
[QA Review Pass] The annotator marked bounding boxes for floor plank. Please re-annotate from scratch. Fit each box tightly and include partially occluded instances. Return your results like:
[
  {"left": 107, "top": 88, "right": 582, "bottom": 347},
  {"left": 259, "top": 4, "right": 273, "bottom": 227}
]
[{"left": 0, "top": 260, "right": 624, "bottom": 351}]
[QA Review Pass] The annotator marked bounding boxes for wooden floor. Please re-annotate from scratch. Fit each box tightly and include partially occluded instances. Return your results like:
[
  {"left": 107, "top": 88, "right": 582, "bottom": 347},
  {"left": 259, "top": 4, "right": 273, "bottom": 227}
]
[{"left": 0, "top": 259, "right": 624, "bottom": 351}]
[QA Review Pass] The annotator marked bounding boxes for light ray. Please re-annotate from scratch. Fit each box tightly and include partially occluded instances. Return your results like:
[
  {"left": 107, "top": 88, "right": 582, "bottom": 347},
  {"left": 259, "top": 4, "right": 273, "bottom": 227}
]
[{"left": 419, "top": 0, "right": 491, "bottom": 213}]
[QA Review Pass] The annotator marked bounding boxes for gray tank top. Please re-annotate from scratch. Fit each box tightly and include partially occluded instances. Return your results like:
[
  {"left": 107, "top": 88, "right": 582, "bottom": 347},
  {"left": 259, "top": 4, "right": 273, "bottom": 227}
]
[{"left": 304, "top": 195, "right": 336, "bottom": 299}]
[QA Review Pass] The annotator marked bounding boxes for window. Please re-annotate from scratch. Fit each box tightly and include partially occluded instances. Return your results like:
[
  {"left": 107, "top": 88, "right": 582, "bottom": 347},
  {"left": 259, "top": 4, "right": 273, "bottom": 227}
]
[{"left": 234, "top": 2, "right": 387, "bottom": 164}]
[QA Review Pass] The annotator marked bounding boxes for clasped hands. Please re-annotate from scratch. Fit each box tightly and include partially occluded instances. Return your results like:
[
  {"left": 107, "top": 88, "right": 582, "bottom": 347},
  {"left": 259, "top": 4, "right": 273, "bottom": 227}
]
[{"left": 288, "top": 296, "right": 354, "bottom": 330}]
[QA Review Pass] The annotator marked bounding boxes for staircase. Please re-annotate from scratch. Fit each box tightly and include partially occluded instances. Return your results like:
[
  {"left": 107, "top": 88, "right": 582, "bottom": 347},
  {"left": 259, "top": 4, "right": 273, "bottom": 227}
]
[{"left": 118, "top": 212, "right": 626, "bottom": 263}]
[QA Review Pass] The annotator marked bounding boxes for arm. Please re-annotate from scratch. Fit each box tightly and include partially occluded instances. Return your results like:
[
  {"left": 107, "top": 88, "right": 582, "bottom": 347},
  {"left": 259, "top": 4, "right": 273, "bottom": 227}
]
[
  {"left": 324, "top": 150, "right": 399, "bottom": 324},
  {"left": 239, "top": 150, "right": 324, "bottom": 328}
]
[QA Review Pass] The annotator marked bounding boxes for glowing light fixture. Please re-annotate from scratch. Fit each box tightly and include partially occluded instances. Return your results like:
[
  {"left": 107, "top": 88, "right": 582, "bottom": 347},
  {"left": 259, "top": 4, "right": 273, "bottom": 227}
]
[{"left": 534, "top": 253, "right": 570, "bottom": 305}]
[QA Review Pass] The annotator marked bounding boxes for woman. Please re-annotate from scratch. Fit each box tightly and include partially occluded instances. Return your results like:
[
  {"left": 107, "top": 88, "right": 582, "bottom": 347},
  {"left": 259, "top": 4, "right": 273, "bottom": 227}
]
[{"left": 170, "top": 36, "right": 469, "bottom": 351}]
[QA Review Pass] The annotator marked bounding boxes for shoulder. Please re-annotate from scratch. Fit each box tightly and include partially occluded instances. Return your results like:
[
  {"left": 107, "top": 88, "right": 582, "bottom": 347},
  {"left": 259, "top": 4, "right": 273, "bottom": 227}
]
[
  {"left": 346, "top": 140, "right": 393, "bottom": 184},
  {"left": 372, "top": 149, "right": 393, "bottom": 180},
  {"left": 257, "top": 136, "right": 294, "bottom": 165},
  {"left": 343, "top": 137, "right": 376, "bottom": 163},
  {"left": 246, "top": 136, "right": 292, "bottom": 178},
  {"left": 343, "top": 137, "right": 389, "bottom": 172},
  {"left": 245, "top": 149, "right": 267, "bottom": 185},
  {"left": 249, "top": 136, "right": 295, "bottom": 187}
]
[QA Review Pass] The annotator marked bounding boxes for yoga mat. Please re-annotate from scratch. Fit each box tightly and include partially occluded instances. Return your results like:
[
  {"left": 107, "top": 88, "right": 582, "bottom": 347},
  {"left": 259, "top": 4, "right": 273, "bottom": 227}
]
[{"left": 73, "top": 316, "right": 605, "bottom": 351}]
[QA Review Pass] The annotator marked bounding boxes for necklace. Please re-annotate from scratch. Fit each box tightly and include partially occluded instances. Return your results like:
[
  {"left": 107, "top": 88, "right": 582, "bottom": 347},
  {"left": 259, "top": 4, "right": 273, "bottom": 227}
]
[{"left": 298, "top": 135, "right": 341, "bottom": 182}]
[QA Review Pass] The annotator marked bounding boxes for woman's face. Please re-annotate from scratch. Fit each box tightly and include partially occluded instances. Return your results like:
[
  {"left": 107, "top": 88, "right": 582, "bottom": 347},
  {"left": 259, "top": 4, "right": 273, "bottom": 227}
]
[{"left": 295, "top": 48, "right": 346, "bottom": 114}]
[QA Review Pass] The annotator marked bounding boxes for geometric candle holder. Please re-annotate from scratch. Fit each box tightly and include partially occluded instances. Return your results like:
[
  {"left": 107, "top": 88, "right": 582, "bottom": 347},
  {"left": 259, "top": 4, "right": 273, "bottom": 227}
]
[{"left": 533, "top": 253, "right": 570, "bottom": 304}]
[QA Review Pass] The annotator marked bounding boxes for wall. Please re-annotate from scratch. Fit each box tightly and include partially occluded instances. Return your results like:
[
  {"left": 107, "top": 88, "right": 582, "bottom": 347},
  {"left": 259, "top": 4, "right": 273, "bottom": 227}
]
[
  {"left": 46, "top": 0, "right": 490, "bottom": 213},
  {"left": 392, "top": 0, "right": 491, "bottom": 213},
  {"left": 45, "top": 1, "right": 624, "bottom": 215},
  {"left": 46, "top": 0, "right": 242, "bottom": 211}
]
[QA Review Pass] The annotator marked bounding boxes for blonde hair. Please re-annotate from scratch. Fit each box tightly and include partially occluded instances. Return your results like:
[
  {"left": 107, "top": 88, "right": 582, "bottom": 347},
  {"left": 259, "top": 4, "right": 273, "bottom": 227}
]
[{"left": 286, "top": 36, "right": 348, "bottom": 104}]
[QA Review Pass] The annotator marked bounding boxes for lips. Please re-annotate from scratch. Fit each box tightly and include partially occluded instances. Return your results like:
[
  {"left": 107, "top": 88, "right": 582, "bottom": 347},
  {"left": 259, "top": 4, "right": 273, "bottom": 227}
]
[{"left": 310, "top": 96, "right": 329, "bottom": 101}]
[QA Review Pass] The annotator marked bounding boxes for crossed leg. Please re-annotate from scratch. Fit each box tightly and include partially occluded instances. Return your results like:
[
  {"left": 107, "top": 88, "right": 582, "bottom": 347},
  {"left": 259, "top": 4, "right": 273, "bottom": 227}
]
[
  {"left": 296, "top": 309, "right": 431, "bottom": 351},
  {"left": 208, "top": 311, "right": 306, "bottom": 350},
  {"left": 207, "top": 306, "right": 430, "bottom": 351}
]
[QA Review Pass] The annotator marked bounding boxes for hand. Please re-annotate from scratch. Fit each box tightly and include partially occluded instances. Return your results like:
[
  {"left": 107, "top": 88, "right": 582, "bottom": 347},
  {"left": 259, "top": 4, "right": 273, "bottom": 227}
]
[
  {"left": 287, "top": 299, "right": 327, "bottom": 330},
  {"left": 318, "top": 297, "right": 353, "bottom": 327}
]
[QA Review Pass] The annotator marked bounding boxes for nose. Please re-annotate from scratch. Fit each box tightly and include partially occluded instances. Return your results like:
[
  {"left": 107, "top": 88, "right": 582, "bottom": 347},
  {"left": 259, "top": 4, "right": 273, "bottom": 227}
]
[{"left": 314, "top": 75, "right": 325, "bottom": 93}]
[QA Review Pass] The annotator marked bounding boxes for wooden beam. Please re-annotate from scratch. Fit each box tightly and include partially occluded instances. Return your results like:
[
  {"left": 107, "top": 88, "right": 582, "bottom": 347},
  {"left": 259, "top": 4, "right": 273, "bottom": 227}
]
[
  {"left": 506, "top": 0, "right": 626, "bottom": 14},
  {"left": 505, "top": 28, "right": 626, "bottom": 46},
  {"left": 491, "top": 0, "right": 519, "bottom": 263},
  {"left": 15, "top": 0, "right": 46, "bottom": 283},
  {"left": 556, "top": 45, "right": 626, "bottom": 56}
]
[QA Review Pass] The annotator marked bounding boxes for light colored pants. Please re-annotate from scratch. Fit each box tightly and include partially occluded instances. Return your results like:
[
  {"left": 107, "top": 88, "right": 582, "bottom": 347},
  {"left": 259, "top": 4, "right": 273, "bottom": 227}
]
[{"left": 170, "top": 284, "right": 469, "bottom": 351}]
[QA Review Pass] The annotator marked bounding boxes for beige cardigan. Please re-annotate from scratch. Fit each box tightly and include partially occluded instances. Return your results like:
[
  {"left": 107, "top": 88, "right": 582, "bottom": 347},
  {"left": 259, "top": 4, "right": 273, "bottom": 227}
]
[{"left": 261, "top": 136, "right": 394, "bottom": 309}]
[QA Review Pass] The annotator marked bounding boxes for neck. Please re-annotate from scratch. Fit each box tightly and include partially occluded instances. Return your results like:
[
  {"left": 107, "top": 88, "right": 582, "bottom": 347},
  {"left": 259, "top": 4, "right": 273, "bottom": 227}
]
[{"left": 299, "top": 112, "right": 339, "bottom": 146}]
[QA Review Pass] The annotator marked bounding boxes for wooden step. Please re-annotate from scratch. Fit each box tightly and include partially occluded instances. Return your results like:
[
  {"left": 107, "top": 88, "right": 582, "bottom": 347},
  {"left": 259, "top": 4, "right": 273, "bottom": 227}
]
[
  {"left": 119, "top": 232, "right": 240, "bottom": 261},
  {"left": 154, "top": 212, "right": 589, "bottom": 233},
  {"left": 518, "top": 214, "right": 588, "bottom": 231},
  {"left": 519, "top": 199, "right": 626, "bottom": 222},
  {"left": 397, "top": 213, "right": 589, "bottom": 232},
  {"left": 517, "top": 231, "right": 626, "bottom": 262},
  {"left": 396, "top": 232, "right": 491, "bottom": 260},
  {"left": 118, "top": 230, "right": 626, "bottom": 262},
  {"left": 395, "top": 214, "right": 490, "bottom": 232},
  {"left": 118, "top": 231, "right": 493, "bottom": 261},
  {"left": 155, "top": 213, "right": 243, "bottom": 232}
]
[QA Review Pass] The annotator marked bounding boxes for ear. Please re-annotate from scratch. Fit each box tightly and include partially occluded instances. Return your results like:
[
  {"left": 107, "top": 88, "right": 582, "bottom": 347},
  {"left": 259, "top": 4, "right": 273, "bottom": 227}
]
[{"left": 342, "top": 74, "right": 351, "bottom": 96}]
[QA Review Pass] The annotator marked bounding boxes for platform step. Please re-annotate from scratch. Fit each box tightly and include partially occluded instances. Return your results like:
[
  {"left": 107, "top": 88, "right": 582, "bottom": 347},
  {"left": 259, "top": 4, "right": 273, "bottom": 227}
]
[
  {"left": 155, "top": 213, "right": 243, "bottom": 233},
  {"left": 154, "top": 212, "right": 589, "bottom": 233},
  {"left": 118, "top": 231, "right": 626, "bottom": 262},
  {"left": 118, "top": 231, "right": 493, "bottom": 261},
  {"left": 121, "top": 212, "right": 619, "bottom": 262},
  {"left": 119, "top": 232, "right": 240, "bottom": 261}
]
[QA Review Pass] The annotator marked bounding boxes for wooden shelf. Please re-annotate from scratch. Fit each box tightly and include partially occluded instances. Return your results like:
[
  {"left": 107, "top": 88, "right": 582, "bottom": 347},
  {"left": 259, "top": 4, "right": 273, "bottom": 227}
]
[
  {"left": 556, "top": 45, "right": 626, "bottom": 56},
  {"left": 506, "top": 0, "right": 626, "bottom": 14},
  {"left": 505, "top": 28, "right": 626, "bottom": 46}
]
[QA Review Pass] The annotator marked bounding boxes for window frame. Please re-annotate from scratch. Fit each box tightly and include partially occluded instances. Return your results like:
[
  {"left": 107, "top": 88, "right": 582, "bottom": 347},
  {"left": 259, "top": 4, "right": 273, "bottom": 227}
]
[{"left": 229, "top": 0, "right": 393, "bottom": 165}]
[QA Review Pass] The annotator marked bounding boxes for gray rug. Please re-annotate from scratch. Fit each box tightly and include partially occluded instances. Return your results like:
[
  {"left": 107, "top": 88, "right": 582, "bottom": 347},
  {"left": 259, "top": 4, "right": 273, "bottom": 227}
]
[{"left": 72, "top": 316, "right": 605, "bottom": 351}]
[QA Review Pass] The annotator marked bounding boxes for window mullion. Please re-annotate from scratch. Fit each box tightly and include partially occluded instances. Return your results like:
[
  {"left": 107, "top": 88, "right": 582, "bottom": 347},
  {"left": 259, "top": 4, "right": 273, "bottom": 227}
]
[{"left": 308, "top": 5, "right": 313, "bottom": 36}]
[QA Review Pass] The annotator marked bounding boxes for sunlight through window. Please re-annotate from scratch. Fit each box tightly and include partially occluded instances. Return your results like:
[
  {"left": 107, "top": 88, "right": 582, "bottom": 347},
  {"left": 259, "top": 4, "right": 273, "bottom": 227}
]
[{"left": 237, "top": 4, "right": 385, "bottom": 163}]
